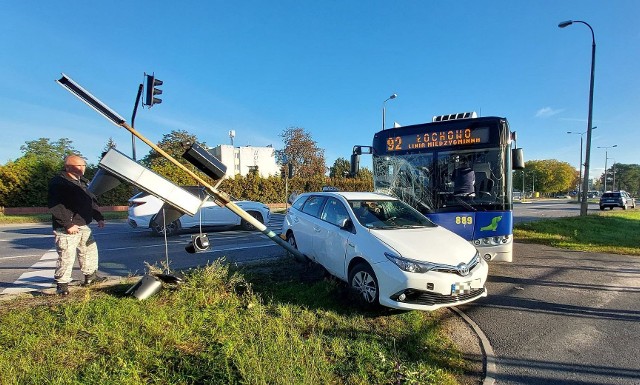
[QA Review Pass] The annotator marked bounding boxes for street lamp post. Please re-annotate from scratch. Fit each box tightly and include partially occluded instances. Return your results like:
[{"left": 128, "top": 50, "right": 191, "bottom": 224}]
[
  {"left": 523, "top": 171, "right": 536, "bottom": 198},
  {"left": 382, "top": 93, "right": 397, "bottom": 131},
  {"left": 597, "top": 145, "right": 617, "bottom": 192},
  {"left": 559, "top": 20, "right": 596, "bottom": 216},
  {"left": 567, "top": 127, "right": 595, "bottom": 200},
  {"left": 567, "top": 131, "right": 584, "bottom": 200}
]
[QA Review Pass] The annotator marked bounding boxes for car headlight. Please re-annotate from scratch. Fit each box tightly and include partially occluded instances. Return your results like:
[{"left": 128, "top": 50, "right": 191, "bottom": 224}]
[
  {"left": 385, "top": 253, "right": 439, "bottom": 273},
  {"left": 386, "top": 252, "right": 480, "bottom": 276}
]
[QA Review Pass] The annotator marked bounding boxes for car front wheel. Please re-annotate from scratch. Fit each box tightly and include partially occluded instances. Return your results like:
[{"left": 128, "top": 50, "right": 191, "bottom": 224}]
[
  {"left": 151, "top": 219, "right": 181, "bottom": 237},
  {"left": 349, "top": 263, "right": 379, "bottom": 308},
  {"left": 241, "top": 212, "right": 264, "bottom": 230}
]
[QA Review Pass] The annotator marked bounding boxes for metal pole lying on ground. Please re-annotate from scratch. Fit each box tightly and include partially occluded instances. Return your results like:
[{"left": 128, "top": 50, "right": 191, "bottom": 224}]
[{"left": 56, "top": 73, "right": 304, "bottom": 260}]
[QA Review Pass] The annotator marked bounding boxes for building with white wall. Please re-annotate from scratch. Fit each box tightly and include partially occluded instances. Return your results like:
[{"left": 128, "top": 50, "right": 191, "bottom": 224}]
[{"left": 209, "top": 144, "right": 280, "bottom": 178}]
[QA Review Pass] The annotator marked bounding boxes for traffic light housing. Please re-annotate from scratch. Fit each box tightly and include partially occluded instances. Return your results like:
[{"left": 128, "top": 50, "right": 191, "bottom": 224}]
[
  {"left": 145, "top": 73, "right": 163, "bottom": 107},
  {"left": 181, "top": 141, "right": 227, "bottom": 180}
]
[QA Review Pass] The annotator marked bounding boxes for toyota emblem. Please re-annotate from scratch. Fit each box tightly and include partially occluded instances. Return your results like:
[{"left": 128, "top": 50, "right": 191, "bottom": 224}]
[{"left": 456, "top": 263, "right": 470, "bottom": 276}]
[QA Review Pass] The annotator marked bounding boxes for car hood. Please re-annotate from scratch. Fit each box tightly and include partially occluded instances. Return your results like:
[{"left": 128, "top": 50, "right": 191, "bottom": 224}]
[{"left": 370, "top": 226, "right": 476, "bottom": 264}]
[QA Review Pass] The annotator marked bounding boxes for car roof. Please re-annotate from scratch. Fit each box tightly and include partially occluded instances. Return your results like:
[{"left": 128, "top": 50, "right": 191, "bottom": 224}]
[{"left": 299, "top": 191, "right": 397, "bottom": 201}]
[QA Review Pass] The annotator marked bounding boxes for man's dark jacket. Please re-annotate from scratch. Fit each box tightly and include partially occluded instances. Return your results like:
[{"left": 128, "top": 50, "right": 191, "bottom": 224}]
[{"left": 47, "top": 172, "right": 104, "bottom": 231}]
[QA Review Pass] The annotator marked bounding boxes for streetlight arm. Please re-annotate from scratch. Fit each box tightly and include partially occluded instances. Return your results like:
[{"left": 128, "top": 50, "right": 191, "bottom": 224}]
[{"left": 381, "top": 93, "right": 397, "bottom": 131}]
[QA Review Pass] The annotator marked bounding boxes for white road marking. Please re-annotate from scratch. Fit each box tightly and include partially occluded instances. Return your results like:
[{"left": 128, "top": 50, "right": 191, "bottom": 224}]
[
  {"left": 0, "top": 254, "right": 44, "bottom": 260},
  {"left": 2, "top": 249, "right": 58, "bottom": 295}
]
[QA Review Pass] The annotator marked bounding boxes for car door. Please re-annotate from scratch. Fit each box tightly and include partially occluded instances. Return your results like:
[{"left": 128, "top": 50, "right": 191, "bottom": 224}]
[
  {"left": 313, "top": 197, "right": 354, "bottom": 280},
  {"left": 202, "top": 200, "right": 237, "bottom": 226},
  {"left": 294, "top": 196, "right": 327, "bottom": 258}
]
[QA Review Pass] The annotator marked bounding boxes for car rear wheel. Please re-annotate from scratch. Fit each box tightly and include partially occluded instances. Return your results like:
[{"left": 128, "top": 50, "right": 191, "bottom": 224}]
[
  {"left": 599, "top": 206, "right": 605, "bottom": 211},
  {"left": 241, "top": 211, "right": 264, "bottom": 230},
  {"left": 151, "top": 219, "right": 181, "bottom": 237},
  {"left": 349, "top": 262, "right": 379, "bottom": 308}
]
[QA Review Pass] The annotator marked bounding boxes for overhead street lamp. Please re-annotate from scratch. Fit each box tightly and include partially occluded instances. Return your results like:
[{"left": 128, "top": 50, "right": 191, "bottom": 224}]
[
  {"left": 567, "top": 126, "right": 596, "bottom": 200},
  {"left": 382, "top": 93, "right": 397, "bottom": 131},
  {"left": 559, "top": 19, "right": 596, "bottom": 216},
  {"left": 597, "top": 145, "right": 617, "bottom": 192}
]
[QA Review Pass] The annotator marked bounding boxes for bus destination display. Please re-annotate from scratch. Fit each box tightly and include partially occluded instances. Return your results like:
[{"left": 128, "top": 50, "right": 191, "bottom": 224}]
[{"left": 385, "top": 126, "right": 490, "bottom": 152}]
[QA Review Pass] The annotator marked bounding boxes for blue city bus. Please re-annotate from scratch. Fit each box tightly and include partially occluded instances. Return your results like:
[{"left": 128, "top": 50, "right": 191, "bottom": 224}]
[{"left": 351, "top": 112, "right": 524, "bottom": 262}]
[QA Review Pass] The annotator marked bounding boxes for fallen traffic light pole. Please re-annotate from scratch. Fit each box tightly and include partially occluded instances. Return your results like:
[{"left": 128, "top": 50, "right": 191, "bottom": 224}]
[{"left": 56, "top": 73, "right": 304, "bottom": 261}]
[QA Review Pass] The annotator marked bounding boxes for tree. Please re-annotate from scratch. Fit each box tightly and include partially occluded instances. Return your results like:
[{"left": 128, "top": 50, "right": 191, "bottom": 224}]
[
  {"left": 329, "top": 157, "right": 373, "bottom": 185},
  {"left": 100, "top": 137, "right": 117, "bottom": 157},
  {"left": 139, "top": 130, "right": 208, "bottom": 184},
  {"left": 140, "top": 130, "right": 201, "bottom": 168},
  {"left": 513, "top": 160, "right": 576, "bottom": 195},
  {"left": 276, "top": 127, "right": 326, "bottom": 179},
  {"left": 357, "top": 167, "right": 374, "bottom": 182},
  {"left": 600, "top": 163, "right": 640, "bottom": 195},
  {"left": 329, "top": 157, "right": 351, "bottom": 178},
  {"left": 89, "top": 137, "right": 137, "bottom": 206},
  {"left": 0, "top": 154, "right": 61, "bottom": 207},
  {"left": 20, "top": 138, "right": 77, "bottom": 161}
]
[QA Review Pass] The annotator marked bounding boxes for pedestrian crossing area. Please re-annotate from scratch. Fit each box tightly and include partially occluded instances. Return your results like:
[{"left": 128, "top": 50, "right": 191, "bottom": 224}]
[{"left": 1, "top": 250, "right": 58, "bottom": 295}]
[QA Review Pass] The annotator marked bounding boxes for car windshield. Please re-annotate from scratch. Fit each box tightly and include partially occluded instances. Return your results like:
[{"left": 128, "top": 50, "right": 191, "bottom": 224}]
[
  {"left": 601, "top": 193, "right": 620, "bottom": 198},
  {"left": 347, "top": 199, "right": 436, "bottom": 229}
]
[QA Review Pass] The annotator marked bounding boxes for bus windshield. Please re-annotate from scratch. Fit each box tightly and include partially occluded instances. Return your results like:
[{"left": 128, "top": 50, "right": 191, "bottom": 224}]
[{"left": 373, "top": 146, "right": 511, "bottom": 215}]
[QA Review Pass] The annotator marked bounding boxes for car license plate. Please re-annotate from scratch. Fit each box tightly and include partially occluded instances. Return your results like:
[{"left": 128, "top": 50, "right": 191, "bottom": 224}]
[{"left": 451, "top": 279, "right": 482, "bottom": 295}]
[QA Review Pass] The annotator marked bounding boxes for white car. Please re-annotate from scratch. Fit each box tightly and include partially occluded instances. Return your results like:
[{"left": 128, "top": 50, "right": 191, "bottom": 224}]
[
  {"left": 281, "top": 191, "right": 488, "bottom": 311},
  {"left": 128, "top": 188, "right": 271, "bottom": 236}
]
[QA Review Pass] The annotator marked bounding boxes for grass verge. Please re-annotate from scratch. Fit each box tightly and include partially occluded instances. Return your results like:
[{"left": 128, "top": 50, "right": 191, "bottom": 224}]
[
  {"left": 514, "top": 210, "right": 640, "bottom": 255},
  {"left": 0, "top": 260, "right": 471, "bottom": 385}
]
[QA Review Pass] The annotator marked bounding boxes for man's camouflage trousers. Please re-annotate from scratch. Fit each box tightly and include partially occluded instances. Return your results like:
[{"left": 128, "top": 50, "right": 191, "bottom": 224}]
[{"left": 53, "top": 225, "right": 99, "bottom": 284}]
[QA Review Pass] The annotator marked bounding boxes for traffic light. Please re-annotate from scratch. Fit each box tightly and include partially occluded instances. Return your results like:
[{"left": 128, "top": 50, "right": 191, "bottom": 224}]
[
  {"left": 145, "top": 73, "right": 163, "bottom": 107},
  {"left": 181, "top": 141, "right": 227, "bottom": 180}
]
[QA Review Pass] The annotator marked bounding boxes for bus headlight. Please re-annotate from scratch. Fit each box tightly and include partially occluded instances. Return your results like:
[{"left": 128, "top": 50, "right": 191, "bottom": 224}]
[{"left": 474, "top": 235, "right": 511, "bottom": 246}]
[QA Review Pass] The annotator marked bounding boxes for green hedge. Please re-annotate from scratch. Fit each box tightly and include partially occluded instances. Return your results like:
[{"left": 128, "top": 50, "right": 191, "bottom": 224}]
[{"left": 1, "top": 173, "right": 373, "bottom": 208}]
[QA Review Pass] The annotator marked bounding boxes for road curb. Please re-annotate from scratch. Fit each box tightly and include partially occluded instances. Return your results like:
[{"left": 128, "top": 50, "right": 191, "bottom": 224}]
[{"left": 450, "top": 306, "right": 497, "bottom": 385}]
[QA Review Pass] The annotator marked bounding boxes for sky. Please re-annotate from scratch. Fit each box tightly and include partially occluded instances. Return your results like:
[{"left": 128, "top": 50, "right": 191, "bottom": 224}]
[{"left": 1, "top": 1, "right": 638, "bottom": 180}]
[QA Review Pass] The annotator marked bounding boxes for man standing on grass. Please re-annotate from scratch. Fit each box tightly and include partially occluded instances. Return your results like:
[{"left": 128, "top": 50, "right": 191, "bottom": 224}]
[{"left": 48, "top": 154, "right": 107, "bottom": 295}]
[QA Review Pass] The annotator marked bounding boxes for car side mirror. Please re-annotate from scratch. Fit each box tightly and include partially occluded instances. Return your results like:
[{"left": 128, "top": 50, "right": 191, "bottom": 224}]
[
  {"left": 340, "top": 218, "right": 354, "bottom": 232},
  {"left": 512, "top": 148, "right": 525, "bottom": 170}
]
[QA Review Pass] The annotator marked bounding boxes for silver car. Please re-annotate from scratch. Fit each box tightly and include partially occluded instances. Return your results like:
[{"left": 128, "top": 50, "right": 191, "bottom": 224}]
[
  {"left": 599, "top": 191, "right": 636, "bottom": 210},
  {"left": 128, "top": 188, "right": 271, "bottom": 236}
]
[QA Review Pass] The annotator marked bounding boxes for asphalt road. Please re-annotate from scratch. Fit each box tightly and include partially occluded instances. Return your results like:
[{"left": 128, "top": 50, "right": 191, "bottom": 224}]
[
  {"left": 0, "top": 215, "right": 287, "bottom": 294},
  {"left": 460, "top": 243, "right": 640, "bottom": 385}
]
